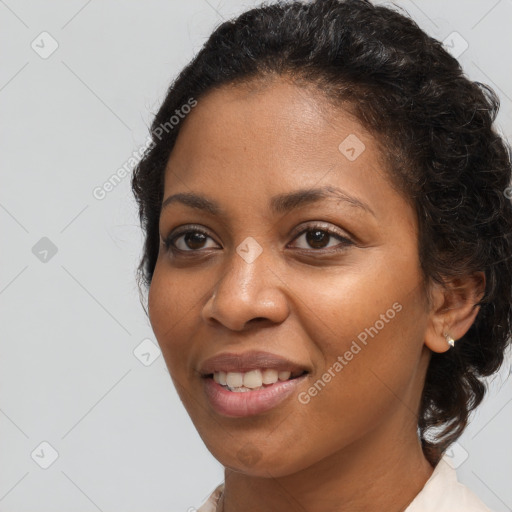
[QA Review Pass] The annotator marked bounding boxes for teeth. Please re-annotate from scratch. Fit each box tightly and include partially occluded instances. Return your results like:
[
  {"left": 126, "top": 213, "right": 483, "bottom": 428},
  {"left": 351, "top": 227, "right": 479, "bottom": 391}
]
[
  {"left": 212, "top": 368, "right": 298, "bottom": 391},
  {"left": 213, "top": 371, "right": 227, "bottom": 385},
  {"left": 262, "top": 369, "right": 279, "bottom": 384},
  {"left": 278, "top": 370, "right": 291, "bottom": 381},
  {"left": 226, "top": 372, "right": 243, "bottom": 388},
  {"left": 243, "top": 369, "right": 263, "bottom": 389}
]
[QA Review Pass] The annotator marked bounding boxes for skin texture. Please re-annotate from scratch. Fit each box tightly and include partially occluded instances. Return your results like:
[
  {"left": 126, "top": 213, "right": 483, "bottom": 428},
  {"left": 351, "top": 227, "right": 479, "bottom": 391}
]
[{"left": 148, "top": 78, "right": 484, "bottom": 511}]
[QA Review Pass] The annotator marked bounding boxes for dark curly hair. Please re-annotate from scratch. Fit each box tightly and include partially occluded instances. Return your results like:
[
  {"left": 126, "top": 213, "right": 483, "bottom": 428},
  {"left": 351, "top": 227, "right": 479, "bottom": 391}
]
[{"left": 131, "top": 0, "right": 512, "bottom": 466}]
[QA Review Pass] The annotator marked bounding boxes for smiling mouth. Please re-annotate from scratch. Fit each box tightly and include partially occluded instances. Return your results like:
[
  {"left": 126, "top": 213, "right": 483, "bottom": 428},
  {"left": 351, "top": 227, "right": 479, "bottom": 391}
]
[{"left": 204, "top": 368, "right": 308, "bottom": 392}]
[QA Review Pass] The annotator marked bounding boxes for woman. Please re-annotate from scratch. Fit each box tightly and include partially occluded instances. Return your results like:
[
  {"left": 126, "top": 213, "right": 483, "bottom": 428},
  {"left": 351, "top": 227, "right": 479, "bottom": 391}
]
[{"left": 131, "top": 0, "right": 512, "bottom": 510}]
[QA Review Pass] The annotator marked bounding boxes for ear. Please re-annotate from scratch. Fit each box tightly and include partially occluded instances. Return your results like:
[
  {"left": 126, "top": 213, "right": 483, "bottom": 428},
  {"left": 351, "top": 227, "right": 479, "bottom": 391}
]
[{"left": 424, "top": 271, "right": 486, "bottom": 353}]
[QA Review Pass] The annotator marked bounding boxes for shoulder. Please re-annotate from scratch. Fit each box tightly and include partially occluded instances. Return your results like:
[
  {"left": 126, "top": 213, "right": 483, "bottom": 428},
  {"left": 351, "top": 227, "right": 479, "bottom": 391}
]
[
  {"left": 405, "top": 456, "right": 493, "bottom": 512},
  {"left": 196, "top": 482, "right": 224, "bottom": 512}
]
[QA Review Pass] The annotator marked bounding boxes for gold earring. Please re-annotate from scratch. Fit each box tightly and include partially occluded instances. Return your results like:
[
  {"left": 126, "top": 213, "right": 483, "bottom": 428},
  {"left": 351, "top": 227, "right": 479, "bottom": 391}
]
[{"left": 443, "top": 332, "right": 455, "bottom": 348}]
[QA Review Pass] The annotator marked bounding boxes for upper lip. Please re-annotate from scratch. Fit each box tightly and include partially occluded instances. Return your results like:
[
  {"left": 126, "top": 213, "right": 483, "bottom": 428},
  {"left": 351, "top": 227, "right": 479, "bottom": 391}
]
[{"left": 199, "top": 350, "right": 310, "bottom": 376}]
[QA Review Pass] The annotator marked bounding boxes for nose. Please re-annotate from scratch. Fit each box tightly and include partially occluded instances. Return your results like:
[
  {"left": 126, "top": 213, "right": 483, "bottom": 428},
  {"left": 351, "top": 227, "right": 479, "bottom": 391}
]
[{"left": 201, "top": 244, "right": 290, "bottom": 331}]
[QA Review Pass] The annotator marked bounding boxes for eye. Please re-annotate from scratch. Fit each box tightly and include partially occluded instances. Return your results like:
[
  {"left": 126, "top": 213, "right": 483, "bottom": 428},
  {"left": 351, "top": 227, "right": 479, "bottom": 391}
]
[
  {"left": 163, "top": 226, "right": 220, "bottom": 253},
  {"left": 162, "top": 223, "right": 353, "bottom": 256},
  {"left": 289, "top": 224, "right": 353, "bottom": 252}
]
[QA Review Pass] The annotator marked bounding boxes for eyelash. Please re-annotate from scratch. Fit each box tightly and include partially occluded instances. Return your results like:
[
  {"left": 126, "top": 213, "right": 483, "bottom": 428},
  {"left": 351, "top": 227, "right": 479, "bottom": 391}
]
[{"left": 162, "top": 223, "right": 354, "bottom": 256}]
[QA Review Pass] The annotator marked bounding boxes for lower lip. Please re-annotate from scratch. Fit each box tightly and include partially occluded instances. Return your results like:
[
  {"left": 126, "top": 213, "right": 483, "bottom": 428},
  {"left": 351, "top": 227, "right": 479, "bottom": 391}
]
[{"left": 203, "top": 374, "right": 308, "bottom": 417}]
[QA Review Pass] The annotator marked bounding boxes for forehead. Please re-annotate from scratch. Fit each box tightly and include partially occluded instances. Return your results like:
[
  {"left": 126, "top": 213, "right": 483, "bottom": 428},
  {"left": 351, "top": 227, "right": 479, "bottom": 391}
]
[
  {"left": 161, "top": 77, "right": 408, "bottom": 223},
  {"left": 167, "top": 79, "right": 375, "bottom": 168}
]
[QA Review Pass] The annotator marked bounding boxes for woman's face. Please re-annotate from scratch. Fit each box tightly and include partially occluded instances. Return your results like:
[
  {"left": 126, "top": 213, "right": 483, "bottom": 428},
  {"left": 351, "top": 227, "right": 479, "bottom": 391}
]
[{"left": 148, "top": 78, "right": 433, "bottom": 477}]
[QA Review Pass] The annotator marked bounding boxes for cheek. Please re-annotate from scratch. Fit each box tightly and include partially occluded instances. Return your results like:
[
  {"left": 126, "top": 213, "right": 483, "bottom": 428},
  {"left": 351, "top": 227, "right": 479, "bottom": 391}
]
[
  {"left": 147, "top": 266, "right": 198, "bottom": 368},
  {"left": 147, "top": 266, "right": 171, "bottom": 344},
  {"left": 284, "top": 260, "right": 414, "bottom": 354},
  {"left": 290, "top": 255, "right": 428, "bottom": 421}
]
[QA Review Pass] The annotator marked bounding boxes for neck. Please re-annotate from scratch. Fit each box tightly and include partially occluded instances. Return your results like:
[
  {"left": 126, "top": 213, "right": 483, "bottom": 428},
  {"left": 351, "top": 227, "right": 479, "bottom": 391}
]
[{"left": 221, "top": 414, "right": 434, "bottom": 512}]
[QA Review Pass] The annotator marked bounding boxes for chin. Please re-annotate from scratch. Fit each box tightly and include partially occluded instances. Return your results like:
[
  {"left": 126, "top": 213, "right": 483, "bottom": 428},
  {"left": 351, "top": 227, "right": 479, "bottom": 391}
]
[{"left": 205, "top": 439, "right": 310, "bottom": 478}]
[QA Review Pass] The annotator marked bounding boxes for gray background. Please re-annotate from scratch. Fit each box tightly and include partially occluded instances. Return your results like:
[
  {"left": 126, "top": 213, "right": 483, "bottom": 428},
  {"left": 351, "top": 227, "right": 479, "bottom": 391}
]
[{"left": 1, "top": 0, "right": 511, "bottom": 511}]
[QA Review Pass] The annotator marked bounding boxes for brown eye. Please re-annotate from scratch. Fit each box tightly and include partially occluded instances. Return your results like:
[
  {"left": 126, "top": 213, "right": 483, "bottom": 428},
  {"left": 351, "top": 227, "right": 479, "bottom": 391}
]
[
  {"left": 164, "top": 228, "right": 220, "bottom": 253},
  {"left": 182, "top": 232, "right": 208, "bottom": 250},
  {"left": 291, "top": 225, "right": 354, "bottom": 252},
  {"left": 305, "top": 229, "right": 330, "bottom": 249}
]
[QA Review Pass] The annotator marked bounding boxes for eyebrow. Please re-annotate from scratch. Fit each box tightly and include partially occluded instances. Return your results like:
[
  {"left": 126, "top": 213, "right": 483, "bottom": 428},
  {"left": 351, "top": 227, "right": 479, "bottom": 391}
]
[{"left": 161, "top": 185, "right": 376, "bottom": 217}]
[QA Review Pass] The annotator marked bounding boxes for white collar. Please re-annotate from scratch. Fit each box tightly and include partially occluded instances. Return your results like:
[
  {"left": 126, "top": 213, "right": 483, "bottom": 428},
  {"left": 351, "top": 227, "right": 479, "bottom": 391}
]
[{"left": 404, "top": 455, "right": 492, "bottom": 512}]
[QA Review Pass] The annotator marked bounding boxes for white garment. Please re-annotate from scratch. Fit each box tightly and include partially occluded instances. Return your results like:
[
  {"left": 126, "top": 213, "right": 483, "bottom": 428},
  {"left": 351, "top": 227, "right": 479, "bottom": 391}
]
[
  {"left": 405, "top": 456, "right": 492, "bottom": 512},
  {"left": 197, "top": 455, "right": 492, "bottom": 511}
]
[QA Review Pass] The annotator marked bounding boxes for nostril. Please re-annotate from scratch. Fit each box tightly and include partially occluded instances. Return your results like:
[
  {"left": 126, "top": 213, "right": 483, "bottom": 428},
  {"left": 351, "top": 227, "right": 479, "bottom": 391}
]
[{"left": 247, "top": 317, "right": 270, "bottom": 326}]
